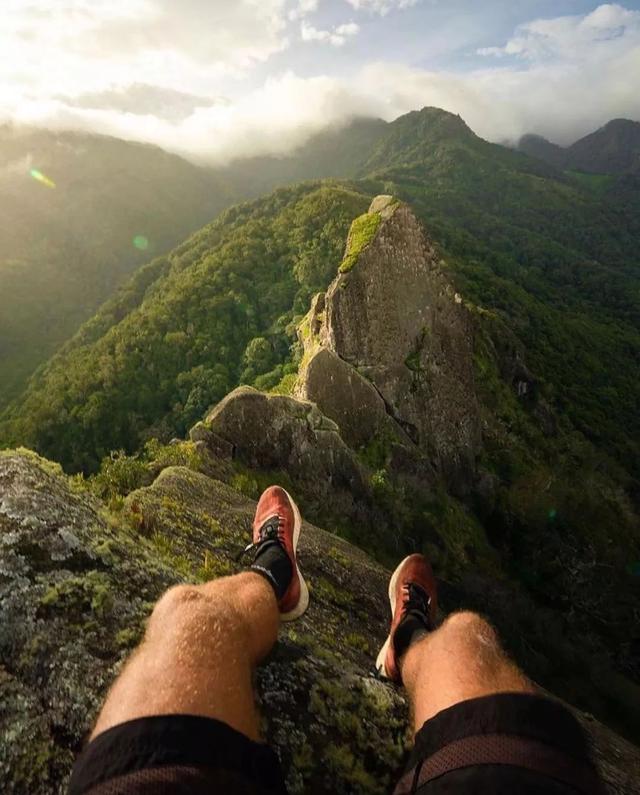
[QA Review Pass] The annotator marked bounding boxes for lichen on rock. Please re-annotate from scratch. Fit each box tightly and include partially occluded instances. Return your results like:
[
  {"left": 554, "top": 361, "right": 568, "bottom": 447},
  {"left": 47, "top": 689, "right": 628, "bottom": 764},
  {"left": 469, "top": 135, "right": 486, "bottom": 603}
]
[{"left": 0, "top": 449, "right": 413, "bottom": 794}]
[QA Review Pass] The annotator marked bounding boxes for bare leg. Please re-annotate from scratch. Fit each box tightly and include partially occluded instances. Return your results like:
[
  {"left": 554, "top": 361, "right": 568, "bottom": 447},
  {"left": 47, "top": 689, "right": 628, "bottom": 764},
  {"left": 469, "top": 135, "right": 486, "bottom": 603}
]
[
  {"left": 401, "top": 611, "right": 536, "bottom": 733},
  {"left": 92, "top": 572, "right": 279, "bottom": 742}
]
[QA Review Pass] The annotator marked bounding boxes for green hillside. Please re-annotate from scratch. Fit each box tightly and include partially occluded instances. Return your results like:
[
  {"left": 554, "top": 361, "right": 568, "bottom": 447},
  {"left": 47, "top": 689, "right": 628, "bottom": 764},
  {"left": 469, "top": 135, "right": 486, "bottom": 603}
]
[
  {"left": 0, "top": 125, "right": 236, "bottom": 407},
  {"left": 4, "top": 108, "right": 638, "bottom": 483},
  {"left": 0, "top": 184, "right": 371, "bottom": 471}
]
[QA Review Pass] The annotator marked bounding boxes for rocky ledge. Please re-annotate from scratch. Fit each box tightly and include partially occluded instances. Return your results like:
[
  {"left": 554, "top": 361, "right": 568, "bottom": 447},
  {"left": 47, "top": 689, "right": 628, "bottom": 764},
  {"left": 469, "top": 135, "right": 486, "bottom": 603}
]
[{"left": 1, "top": 450, "right": 639, "bottom": 793}]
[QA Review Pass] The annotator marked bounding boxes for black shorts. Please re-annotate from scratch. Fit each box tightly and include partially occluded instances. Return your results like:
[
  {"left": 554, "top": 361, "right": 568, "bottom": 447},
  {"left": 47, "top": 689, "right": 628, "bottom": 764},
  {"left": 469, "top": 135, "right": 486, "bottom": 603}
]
[{"left": 69, "top": 693, "right": 604, "bottom": 794}]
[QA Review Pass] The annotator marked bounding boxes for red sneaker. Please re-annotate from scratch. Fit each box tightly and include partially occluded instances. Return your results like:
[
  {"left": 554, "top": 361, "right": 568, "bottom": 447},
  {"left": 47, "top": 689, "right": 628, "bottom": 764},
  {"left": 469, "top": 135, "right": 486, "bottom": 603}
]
[
  {"left": 250, "top": 486, "right": 309, "bottom": 621},
  {"left": 376, "top": 554, "right": 437, "bottom": 682}
]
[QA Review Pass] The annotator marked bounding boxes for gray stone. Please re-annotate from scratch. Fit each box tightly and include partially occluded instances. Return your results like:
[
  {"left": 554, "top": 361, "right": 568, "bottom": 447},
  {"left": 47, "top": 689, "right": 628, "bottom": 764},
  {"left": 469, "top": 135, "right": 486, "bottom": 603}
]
[
  {"left": 299, "top": 197, "right": 481, "bottom": 494},
  {"left": 205, "top": 387, "right": 373, "bottom": 523},
  {"left": 297, "top": 347, "right": 410, "bottom": 451},
  {"left": 189, "top": 420, "right": 234, "bottom": 458}
]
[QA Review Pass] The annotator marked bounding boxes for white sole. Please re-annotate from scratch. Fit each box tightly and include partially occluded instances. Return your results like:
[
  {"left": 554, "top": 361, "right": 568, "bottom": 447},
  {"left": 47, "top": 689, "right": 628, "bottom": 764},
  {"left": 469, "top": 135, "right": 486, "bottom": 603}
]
[
  {"left": 279, "top": 489, "right": 309, "bottom": 622},
  {"left": 375, "top": 554, "right": 413, "bottom": 677}
]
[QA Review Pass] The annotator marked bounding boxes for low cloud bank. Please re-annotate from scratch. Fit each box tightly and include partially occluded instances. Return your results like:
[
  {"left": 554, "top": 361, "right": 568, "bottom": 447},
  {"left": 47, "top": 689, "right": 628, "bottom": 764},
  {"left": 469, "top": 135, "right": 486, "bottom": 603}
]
[{"left": 2, "top": 3, "right": 639, "bottom": 163}]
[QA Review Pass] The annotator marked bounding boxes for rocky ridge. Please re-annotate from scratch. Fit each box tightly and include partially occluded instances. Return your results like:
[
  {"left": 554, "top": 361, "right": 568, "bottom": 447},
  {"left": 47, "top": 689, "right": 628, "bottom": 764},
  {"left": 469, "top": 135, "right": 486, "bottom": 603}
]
[{"left": 296, "top": 195, "right": 480, "bottom": 495}]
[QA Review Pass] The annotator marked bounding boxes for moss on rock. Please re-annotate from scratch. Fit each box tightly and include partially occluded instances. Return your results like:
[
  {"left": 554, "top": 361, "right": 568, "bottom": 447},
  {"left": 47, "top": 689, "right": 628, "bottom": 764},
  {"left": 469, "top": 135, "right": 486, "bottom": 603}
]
[{"left": 339, "top": 211, "right": 382, "bottom": 274}]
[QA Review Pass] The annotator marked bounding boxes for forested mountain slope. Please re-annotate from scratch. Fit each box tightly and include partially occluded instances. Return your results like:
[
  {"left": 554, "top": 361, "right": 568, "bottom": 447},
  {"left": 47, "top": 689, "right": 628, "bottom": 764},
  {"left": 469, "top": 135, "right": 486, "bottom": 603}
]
[
  {"left": 0, "top": 126, "right": 236, "bottom": 407},
  {"left": 219, "top": 117, "right": 388, "bottom": 198},
  {"left": 0, "top": 184, "right": 372, "bottom": 471},
  {"left": 3, "top": 109, "right": 639, "bottom": 483},
  {"left": 4, "top": 110, "right": 638, "bottom": 417}
]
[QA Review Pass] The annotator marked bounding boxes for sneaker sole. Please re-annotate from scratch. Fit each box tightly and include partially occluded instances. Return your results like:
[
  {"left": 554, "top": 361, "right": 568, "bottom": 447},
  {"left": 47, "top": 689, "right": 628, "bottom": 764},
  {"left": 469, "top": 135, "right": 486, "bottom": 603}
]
[
  {"left": 375, "top": 554, "right": 413, "bottom": 677},
  {"left": 280, "top": 489, "right": 309, "bottom": 622}
]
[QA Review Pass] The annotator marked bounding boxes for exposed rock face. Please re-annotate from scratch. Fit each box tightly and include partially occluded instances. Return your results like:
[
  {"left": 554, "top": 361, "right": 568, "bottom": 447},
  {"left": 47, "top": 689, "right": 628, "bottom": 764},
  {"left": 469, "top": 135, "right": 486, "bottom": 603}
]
[
  {"left": 0, "top": 451, "right": 177, "bottom": 793},
  {"left": 2, "top": 450, "right": 639, "bottom": 794},
  {"left": 205, "top": 386, "right": 373, "bottom": 525},
  {"left": 297, "top": 195, "right": 481, "bottom": 494},
  {"left": 300, "top": 348, "right": 408, "bottom": 451}
]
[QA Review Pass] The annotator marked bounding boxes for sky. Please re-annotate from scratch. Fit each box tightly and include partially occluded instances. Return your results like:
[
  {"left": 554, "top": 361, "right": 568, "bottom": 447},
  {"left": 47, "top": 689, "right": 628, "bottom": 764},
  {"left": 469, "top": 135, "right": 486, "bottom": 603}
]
[{"left": 2, "top": 1, "right": 640, "bottom": 163}]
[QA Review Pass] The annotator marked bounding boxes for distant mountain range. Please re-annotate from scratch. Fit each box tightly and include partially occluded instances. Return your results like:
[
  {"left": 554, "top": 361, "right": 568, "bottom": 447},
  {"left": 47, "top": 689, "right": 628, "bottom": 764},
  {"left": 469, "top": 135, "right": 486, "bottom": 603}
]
[{"left": 518, "top": 118, "right": 640, "bottom": 174}]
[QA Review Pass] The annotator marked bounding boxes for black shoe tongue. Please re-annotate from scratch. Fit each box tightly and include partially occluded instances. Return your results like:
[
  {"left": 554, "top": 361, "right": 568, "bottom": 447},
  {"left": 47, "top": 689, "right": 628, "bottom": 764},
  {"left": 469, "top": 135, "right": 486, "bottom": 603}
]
[{"left": 393, "top": 612, "right": 431, "bottom": 660}]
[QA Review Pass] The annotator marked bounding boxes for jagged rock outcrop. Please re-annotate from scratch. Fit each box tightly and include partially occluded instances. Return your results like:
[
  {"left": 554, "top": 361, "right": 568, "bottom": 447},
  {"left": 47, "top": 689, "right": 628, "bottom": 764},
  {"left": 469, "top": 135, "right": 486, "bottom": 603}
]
[
  {"left": 296, "top": 195, "right": 481, "bottom": 494},
  {"left": 2, "top": 450, "right": 639, "bottom": 794},
  {"left": 205, "top": 386, "right": 374, "bottom": 526}
]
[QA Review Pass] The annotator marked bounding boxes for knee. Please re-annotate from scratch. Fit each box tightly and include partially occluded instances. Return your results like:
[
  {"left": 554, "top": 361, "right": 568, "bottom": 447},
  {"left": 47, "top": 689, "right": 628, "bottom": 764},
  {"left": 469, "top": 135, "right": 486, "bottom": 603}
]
[
  {"left": 149, "top": 584, "right": 210, "bottom": 628},
  {"left": 441, "top": 611, "right": 498, "bottom": 648},
  {"left": 149, "top": 583, "right": 241, "bottom": 634}
]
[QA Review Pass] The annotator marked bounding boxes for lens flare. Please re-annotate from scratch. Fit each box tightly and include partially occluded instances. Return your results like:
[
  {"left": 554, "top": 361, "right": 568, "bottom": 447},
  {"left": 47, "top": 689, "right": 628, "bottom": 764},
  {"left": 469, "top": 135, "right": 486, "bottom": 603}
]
[
  {"left": 133, "top": 235, "right": 149, "bottom": 250},
  {"left": 548, "top": 508, "right": 557, "bottom": 521},
  {"left": 29, "top": 168, "right": 56, "bottom": 189}
]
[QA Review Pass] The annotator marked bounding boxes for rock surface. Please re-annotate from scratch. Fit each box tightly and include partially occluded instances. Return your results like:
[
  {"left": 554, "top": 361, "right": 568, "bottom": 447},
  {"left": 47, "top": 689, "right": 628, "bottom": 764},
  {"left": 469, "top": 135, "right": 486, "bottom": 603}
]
[
  {"left": 297, "top": 196, "right": 481, "bottom": 494},
  {"left": 205, "top": 386, "right": 375, "bottom": 528},
  {"left": 298, "top": 347, "right": 407, "bottom": 451},
  {"left": 1, "top": 449, "right": 639, "bottom": 794}
]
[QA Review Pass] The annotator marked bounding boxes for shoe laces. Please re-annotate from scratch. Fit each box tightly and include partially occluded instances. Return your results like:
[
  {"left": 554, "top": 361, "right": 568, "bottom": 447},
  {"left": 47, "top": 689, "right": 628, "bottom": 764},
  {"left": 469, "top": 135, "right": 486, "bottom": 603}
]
[
  {"left": 236, "top": 514, "right": 285, "bottom": 561},
  {"left": 402, "top": 582, "right": 431, "bottom": 620}
]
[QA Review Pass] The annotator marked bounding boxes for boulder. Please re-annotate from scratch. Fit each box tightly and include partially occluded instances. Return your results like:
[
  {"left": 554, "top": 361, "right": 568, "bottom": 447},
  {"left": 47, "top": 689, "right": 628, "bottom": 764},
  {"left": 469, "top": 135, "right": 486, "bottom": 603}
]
[{"left": 205, "top": 386, "right": 373, "bottom": 526}]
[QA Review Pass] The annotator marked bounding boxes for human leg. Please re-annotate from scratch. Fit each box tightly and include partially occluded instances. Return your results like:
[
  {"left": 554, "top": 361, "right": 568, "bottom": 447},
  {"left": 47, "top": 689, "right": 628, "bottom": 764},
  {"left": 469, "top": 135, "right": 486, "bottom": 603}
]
[
  {"left": 92, "top": 571, "right": 279, "bottom": 741},
  {"left": 401, "top": 610, "right": 534, "bottom": 733},
  {"left": 379, "top": 555, "right": 604, "bottom": 794},
  {"left": 70, "top": 486, "right": 308, "bottom": 795}
]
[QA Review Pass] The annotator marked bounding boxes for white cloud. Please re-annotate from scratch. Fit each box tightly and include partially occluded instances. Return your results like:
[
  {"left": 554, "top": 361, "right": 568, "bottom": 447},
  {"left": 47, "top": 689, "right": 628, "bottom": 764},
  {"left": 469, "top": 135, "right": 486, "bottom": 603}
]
[
  {"left": 345, "top": 0, "right": 419, "bottom": 17},
  {"left": 301, "top": 20, "right": 359, "bottom": 46},
  {"left": 61, "top": 83, "right": 226, "bottom": 122},
  {"left": 5, "top": 72, "right": 376, "bottom": 164},
  {"left": 1, "top": 2, "right": 639, "bottom": 164},
  {"left": 0, "top": 0, "right": 289, "bottom": 102},
  {"left": 289, "top": 0, "right": 318, "bottom": 21},
  {"left": 478, "top": 3, "right": 639, "bottom": 60}
]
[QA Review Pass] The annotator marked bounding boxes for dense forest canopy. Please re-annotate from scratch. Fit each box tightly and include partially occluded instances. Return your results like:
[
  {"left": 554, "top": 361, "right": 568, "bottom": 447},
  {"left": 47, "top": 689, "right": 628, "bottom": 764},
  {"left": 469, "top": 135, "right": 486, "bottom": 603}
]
[{"left": 0, "top": 126, "right": 236, "bottom": 408}]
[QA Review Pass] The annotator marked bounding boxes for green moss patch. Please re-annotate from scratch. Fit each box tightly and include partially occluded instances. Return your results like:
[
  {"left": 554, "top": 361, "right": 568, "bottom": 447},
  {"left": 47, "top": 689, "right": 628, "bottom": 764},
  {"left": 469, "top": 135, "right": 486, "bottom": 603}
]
[{"left": 339, "top": 212, "right": 382, "bottom": 274}]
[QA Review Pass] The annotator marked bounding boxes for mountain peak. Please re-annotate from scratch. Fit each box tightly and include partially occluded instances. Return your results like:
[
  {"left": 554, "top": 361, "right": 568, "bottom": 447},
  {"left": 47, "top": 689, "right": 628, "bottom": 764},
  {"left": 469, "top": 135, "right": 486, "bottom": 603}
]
[
  {"left": 568, "top": 117, "right": 640, "bottom": 174},
  {"left": 517, "top": 133, "right": 566, "bottom": 169},
  {"left": 393, "top": 106, "right": 474, "bottom": 139},
  {"left": 602, "top": 117, "right": 639, "bottom": 131},
  {"left": 517, "top": 117, "right": 640, "bottom": 174}
]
